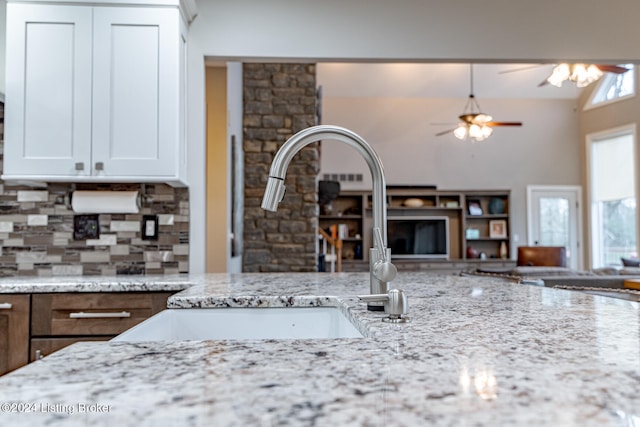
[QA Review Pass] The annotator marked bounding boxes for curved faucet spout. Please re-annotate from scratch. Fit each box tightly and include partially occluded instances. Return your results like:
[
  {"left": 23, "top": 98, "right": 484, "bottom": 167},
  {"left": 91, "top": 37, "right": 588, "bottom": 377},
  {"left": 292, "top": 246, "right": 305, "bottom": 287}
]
[
  {"left": 261, "top": 125, "right": 388, "bottom": 246},
  {"left": 262, "top": 125, "right": 397, "bottom": 309}
]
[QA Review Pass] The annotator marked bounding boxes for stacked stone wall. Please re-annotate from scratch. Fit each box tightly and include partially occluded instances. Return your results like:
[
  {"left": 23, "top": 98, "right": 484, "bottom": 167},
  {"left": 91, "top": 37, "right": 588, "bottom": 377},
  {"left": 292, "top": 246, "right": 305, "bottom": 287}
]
[{"left": 242, "top": 64, "right": 318, "bottom": 272}]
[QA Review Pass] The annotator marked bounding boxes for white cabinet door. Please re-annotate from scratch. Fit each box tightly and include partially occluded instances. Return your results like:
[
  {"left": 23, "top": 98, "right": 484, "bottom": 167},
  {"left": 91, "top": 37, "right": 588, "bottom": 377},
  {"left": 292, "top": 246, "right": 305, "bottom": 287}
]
[
  {"left": 4, "top": 4, "right": 93, "bottom": 177},
  {"left": 92, "top": 7, "right": 180, "bottom": 178},
  {"left": 4, "top": 3, "right": 185, "bottom": 184}
]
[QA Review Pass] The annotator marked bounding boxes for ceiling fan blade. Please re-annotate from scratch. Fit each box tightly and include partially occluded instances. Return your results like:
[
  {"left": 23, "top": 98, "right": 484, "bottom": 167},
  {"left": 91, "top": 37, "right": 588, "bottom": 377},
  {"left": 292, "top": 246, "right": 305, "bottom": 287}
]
[
  {"left": 486, "top": 121, "right": 523, "bottom": 127},
  {"left": 537, "top": 78, "right": 550, "bottom": 87},
  {"left": 595, "top": 64, "right": 629, "bottom": 74},
  {"left": 435, "top": 128, "right": 456, "bottom": 137}
]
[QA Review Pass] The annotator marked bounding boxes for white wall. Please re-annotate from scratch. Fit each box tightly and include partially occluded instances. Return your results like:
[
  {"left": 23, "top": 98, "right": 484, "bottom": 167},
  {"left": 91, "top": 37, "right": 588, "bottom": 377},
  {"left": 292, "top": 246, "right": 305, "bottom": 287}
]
[
  {"left": 184, "top": 0, "right": 640, "bottom": 271},
  {"left": 578, "top": 73, "right": 640, "bottom": 267},
  {"left": 317, "top": 96, "right": 581, "bottom": 251},
  {"left": 319, "top": 98, "right": 580, "bottom": 189},
  {"left": 0, "top": 0, "right": 5, "bottom": 97},
  {"left": 3, "top": 0, "right": 633, "bottom": 270},
  {"left": 190, "top": 0, "right": 640, "bottom": 62}
]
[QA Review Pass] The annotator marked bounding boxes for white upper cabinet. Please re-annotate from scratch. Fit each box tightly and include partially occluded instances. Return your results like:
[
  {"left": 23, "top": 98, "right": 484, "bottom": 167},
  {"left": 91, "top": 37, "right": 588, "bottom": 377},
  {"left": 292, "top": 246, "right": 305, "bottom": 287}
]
[
  {"left": 4, "top": 1, "right": 192, "bottom": 186},
  {"left": 5, "top": 5, "right": 93, "bottom": 179},
  {"left": 92, "top": 7, "right": 179, "bottom": 179}
]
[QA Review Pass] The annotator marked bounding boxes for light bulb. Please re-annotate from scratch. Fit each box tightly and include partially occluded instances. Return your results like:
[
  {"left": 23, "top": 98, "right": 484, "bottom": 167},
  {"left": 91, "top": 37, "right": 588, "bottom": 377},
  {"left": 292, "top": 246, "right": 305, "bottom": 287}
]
[
  {"left": 454, "top": 125, "right": 468, "bottom": 140},
  {"left": 547, "top": 63, "right": 570, "bottom": 87},
  {"left": 468, "top": 124, "right": 482, "bottom": 139},
  {"left": 570, "top": 63, "right": 588, "bottom": 82},
  {"left": 575, "top": 64, "right": 603, "bottom": 87},
  {"left": 586, "top": 64, "right": 603, "bottom": 80},
  {"left": 475, "top": 113, "right": 493, "bottom": 124}
]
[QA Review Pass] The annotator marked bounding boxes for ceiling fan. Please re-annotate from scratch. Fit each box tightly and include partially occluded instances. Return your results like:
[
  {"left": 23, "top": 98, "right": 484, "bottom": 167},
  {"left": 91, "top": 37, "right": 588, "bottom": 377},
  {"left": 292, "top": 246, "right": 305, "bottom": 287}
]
[
  {"left": 500, "top": 63, "right": 630, "bottom": 88},
  {"left": 435, "top": 64, "right": 523, "bottom": 142}
]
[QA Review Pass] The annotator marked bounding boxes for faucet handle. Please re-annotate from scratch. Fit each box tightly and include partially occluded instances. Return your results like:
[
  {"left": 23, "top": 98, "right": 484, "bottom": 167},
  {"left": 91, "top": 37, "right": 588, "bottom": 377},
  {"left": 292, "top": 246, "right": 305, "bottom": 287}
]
[
  {"left": 373, "top": 227, "right": 388, "bottom": 262},
  {"left": 372, "top": 227, "right": 397, "bottom": 282}
]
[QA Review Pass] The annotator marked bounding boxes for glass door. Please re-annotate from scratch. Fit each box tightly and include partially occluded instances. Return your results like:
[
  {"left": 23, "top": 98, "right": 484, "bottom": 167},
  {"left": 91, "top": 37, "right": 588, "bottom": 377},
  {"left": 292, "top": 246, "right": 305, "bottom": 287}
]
[{"left": 527, "top": 186, "right": 582, "bottom": 270}]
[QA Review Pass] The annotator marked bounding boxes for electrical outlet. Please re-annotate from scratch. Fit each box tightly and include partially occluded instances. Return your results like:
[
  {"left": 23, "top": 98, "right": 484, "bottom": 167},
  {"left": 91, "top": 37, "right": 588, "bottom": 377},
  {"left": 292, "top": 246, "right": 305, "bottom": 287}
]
[
  {"left": 73, "top": 214, "right": 99, "bottom": 240},
  {"left": 141, "top": 215, "right": 159, "bottom": 240}
]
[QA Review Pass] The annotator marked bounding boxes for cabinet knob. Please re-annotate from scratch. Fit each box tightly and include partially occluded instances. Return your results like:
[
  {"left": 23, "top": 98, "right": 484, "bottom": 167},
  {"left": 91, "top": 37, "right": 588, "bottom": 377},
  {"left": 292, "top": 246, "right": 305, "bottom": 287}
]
[
  {"left": 95, "top": 162, "right": 104, "bottom": 171},
  {"left": 75, "top": 162, "right": 84, "bottom": 171}
]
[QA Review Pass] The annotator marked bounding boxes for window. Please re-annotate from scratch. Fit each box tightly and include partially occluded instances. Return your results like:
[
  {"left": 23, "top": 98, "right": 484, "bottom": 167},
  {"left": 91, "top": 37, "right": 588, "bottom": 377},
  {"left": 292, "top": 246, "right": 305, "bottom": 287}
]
[
  {"left": 587, "top": 64, "right": 635, "bottom": 108},
  {"left": 588, "top": 127, "right": 637, "bottom": 268}
]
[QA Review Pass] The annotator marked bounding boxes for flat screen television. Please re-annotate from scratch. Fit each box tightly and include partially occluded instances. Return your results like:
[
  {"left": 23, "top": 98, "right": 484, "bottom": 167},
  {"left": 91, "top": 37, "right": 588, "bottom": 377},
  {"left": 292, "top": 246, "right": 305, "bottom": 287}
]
[{"left": 387, "top": 216, "right": 449, "bottom": 259}]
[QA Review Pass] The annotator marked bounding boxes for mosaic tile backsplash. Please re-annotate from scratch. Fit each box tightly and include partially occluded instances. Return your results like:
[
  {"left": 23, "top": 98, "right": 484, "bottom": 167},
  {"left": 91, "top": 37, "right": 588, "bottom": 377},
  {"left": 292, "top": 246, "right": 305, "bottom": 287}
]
[{"left": 0, "top": 102, "right": 190, "bottom": 277}]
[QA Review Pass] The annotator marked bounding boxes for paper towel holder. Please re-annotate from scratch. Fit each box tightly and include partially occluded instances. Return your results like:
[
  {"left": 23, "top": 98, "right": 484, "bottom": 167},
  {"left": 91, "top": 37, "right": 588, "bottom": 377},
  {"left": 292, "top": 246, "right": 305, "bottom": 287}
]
[
  {"left": 139, "top": 183, "right": 151, "bottom": 206},
  {"left": 65, "top": 185, "right": 148, "bottom": 213},
  {"left": 64, "top": 184, "right": 76, "bottom": 210}
]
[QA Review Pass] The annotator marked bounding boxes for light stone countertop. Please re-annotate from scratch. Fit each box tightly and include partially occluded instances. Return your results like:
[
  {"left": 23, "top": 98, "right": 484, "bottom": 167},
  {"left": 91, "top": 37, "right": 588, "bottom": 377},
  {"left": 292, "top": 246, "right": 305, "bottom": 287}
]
[
  {"left": 0, "top": 272, "right": 639, "bottom": 426},
  {"left": 0, "top": 274, "right": 194, "bottom": 293}
]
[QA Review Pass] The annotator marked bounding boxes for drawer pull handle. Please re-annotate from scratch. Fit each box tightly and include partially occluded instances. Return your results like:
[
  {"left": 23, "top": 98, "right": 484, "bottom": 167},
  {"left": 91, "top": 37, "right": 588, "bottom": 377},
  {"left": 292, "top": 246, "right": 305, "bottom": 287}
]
[
  {"left": 0, "top": 303, "right": 13, "bottom": 310},
  {"left": 69, "top": 311, "right": 131, "bottom": 319}
]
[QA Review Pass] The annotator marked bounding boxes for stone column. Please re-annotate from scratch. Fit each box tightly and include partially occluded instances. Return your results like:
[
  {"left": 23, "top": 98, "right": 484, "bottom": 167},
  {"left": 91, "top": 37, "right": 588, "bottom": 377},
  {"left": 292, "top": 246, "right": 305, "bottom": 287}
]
[{"left": 242, "top": 64, "right": 319, "bottom": 272}]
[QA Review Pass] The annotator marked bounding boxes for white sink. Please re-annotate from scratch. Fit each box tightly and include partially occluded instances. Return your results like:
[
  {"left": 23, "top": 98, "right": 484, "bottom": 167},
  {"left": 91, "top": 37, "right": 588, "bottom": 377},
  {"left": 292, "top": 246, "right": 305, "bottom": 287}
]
[{"left": 112, "top": 307, "right": 364, "bottom": 341}]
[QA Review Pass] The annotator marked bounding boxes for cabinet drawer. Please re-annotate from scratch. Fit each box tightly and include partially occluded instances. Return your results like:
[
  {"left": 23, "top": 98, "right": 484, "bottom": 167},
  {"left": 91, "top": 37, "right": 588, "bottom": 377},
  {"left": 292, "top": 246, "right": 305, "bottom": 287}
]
[
  {"left": 31, "top": 293, "right": 172, "bottom": 336},
  {"left": 30, "top": 337, "right": 109, "bottom": 362}
]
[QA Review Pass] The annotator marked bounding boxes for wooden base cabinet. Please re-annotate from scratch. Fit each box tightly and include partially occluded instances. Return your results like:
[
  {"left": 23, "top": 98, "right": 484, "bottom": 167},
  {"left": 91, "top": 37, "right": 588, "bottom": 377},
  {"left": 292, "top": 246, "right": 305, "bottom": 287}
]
[
  {"left": 0, "top": 292, "right": 173, "bottom": 375},
  {"left": 0, "top": 295, "right": 30, "bottom": 375},
  {"left": 30, "top": 292, "right": 172, "bottom": 360}
]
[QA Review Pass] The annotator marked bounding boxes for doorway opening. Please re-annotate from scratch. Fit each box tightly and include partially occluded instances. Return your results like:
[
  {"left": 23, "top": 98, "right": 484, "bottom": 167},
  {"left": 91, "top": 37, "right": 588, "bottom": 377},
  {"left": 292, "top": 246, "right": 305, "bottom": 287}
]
[{"left": 205, "top": 63, "right": 243, "bottom": 273}]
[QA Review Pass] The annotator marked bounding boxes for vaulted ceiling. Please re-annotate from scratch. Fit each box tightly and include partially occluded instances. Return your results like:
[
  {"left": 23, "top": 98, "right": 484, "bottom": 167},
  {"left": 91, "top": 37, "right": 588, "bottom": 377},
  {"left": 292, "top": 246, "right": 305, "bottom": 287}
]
[{"left": 317, "top": 63, "right": 587, "bottom": 100}]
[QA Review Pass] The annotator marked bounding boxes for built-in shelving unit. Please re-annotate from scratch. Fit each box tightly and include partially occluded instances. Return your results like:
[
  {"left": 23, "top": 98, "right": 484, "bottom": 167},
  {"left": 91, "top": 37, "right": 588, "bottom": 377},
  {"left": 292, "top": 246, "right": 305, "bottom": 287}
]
[
  {"left": 461, "top": 190, "right": 511, "bottom": 261},
  {"left": 318, "top": 191, "right": 366, "bottom": 262},
  {"left": 318, "top": 187, "right": 512, "bottom": 269}
]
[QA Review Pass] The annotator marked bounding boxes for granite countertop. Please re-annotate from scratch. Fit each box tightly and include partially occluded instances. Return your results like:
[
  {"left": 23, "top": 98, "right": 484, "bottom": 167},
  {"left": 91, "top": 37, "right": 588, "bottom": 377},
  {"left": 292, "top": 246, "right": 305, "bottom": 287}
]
[
  {"left": 0, "top": 272, "right": 639, "bottom": 426},
  {"left": 0, "top": 274, "right": 194, "bottom": 293}
]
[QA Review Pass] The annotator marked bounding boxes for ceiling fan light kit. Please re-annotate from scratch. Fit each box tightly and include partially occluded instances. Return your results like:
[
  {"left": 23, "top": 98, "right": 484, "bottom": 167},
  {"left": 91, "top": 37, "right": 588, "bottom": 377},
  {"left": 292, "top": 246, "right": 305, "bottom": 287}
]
[
  {"left": 547, "top": 63, "right": 603, "bottom": 87},
  {"left": 455, "top": 122, "right": 493, "bottom": 142},
  {"left": 437, "top": 65, "right": 522, "bottom": 143},
  {"left": 500, "top": 63, "right": 628, "bottom": 88}
]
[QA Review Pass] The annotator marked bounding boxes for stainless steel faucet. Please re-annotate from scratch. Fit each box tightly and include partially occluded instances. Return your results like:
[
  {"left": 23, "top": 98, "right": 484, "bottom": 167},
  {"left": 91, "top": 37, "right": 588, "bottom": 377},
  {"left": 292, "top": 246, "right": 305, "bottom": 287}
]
[{"left": 261, "top": 125, "right": 398, "bottom": 311}]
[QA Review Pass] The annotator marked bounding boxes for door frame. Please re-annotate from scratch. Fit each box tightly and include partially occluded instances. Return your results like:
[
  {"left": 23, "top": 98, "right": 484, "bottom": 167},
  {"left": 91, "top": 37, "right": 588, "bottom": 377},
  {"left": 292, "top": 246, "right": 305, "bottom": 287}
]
[
  {"left": 226, "top": 62, "right": 244, "bottom": 273},
  {"left": 526, "top": 185, "right": 583, "bottom": 270}
]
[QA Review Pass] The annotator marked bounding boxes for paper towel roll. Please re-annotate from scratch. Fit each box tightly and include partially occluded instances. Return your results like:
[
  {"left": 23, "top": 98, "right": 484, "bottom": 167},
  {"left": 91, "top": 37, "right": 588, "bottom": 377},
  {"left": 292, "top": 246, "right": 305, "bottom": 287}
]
[{"left": 71, "top": 191, "right": 140, "bottom": 214}]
